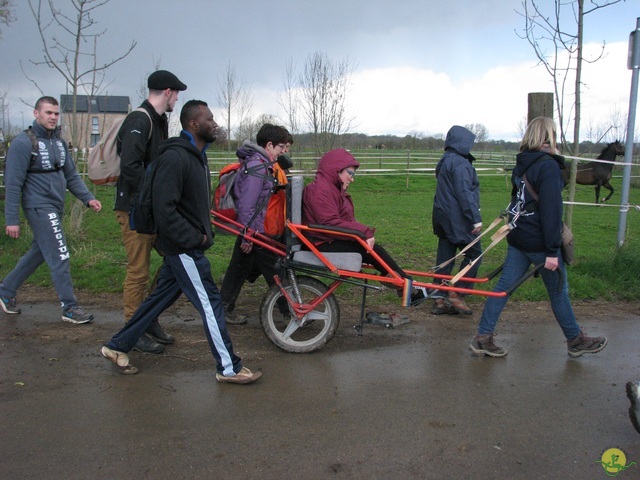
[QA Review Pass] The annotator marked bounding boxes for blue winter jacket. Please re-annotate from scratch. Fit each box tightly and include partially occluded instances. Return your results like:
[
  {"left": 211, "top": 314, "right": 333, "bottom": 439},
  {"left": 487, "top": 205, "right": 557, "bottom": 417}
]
[
  {"left": 432, "top": 125, "right": 481, "bottom": 244},
  {"left": 507, "top": 151, "right": 565, "bottom": 257}
]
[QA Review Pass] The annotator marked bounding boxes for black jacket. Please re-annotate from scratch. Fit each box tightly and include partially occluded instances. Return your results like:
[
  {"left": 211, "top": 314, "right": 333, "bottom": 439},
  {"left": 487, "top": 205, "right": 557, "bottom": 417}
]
[
  {"left": 507, "top": 151, "right": 566, "bottom": 257},
  {"left": 152, "top": 132, "right": 214, "bottom": 256},
  {"left": 114, "top": 100, "right": 168, "bottom": 211}
]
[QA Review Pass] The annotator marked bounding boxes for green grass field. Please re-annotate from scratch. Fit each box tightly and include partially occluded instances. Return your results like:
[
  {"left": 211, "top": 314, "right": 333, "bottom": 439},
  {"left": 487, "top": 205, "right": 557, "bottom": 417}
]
[{"left": 1, "top": 160, "right": 639, "bottom": 303}]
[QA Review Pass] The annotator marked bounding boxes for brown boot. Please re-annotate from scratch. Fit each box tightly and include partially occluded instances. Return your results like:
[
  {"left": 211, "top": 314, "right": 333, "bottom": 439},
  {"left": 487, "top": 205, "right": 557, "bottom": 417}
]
[
  {"left": 447, "top": 291, "right": 473, "bottom": 315},
  {"left": 431, "top": 298, "right": 459, "bottom": 315}
]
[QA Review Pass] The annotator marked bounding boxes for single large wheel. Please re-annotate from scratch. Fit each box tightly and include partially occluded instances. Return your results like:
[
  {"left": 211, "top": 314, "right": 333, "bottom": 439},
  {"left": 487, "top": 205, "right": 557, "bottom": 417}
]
[{"left": 260, "top": 275, "right": 340, "bottom": 353}]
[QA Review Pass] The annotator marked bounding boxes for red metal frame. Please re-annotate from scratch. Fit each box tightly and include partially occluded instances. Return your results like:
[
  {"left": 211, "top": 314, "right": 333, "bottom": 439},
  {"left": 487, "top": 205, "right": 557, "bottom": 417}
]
[{"left": 211, "top": 209, "right": 507, "bottom": 313}]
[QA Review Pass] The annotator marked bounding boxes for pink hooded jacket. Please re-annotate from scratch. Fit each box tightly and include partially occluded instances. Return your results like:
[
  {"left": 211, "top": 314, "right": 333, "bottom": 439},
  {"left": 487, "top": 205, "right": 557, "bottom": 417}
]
[{"left": 302, "top": 149, "right": 375, "bottom": 242}]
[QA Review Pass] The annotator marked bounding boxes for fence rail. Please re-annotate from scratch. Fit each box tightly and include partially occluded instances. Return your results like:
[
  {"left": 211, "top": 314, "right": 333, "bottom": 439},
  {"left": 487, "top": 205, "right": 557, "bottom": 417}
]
[{"left": 1, "top": 150, "right": 639, "bottom": 185}]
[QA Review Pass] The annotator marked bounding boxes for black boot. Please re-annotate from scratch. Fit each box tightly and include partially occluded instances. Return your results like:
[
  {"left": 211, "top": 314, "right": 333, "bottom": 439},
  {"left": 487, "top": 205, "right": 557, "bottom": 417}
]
[
  {"left": 146, "top": 319, "right": 175, "bottom": 345},
  {"left": 133, "top": 334, "right": 165, "bottom": 354}
]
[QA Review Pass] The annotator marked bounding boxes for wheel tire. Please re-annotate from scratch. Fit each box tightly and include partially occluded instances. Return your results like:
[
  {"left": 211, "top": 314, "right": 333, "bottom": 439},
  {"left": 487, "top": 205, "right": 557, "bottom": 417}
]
[{"left": 260, "top": 275, "right": 340, "bottom": 353}]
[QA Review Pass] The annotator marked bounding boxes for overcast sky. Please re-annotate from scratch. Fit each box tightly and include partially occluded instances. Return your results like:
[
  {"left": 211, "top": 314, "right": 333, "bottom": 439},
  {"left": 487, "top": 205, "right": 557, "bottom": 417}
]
[{"left": 0, "top": 0, "right": 637, "bottom": 141}]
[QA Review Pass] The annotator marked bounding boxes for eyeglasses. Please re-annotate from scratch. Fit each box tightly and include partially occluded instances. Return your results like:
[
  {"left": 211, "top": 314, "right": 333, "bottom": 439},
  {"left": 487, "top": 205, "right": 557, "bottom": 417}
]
[
  {"left": 276, "top": 143, "right": 286, "bottom": 149},
  {"left": 345, "top": 169, "right": 355, "bottom": 177}
]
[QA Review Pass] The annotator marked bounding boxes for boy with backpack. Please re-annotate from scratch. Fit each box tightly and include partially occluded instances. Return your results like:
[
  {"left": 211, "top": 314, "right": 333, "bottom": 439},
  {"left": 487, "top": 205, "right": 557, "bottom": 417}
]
[{"left": 220, "top": 124, "right": 291, "bottom": 324}]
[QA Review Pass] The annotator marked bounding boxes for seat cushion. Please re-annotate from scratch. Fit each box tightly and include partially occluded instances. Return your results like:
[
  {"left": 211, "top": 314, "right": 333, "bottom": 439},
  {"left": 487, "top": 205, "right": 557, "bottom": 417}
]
[{"left": 292, "top": 251, "right": 362, "bottom": 272}]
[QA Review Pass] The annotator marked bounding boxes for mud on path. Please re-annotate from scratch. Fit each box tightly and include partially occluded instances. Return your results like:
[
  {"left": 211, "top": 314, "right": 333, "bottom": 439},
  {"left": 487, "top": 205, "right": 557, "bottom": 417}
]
[{"left": 4, "top": 283, "right": 639, "bottom": 369}]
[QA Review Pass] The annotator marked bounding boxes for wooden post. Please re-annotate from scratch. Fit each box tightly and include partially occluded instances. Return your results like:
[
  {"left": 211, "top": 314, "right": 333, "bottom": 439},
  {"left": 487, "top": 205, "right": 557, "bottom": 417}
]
[{"left": 527, "top": 92, "right": 553, "bottom": 123}]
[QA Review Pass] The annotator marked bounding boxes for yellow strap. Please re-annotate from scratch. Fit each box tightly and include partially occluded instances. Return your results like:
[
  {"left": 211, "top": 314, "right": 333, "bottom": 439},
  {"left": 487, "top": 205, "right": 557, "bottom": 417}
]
[
  {"left": 450, "top": 224, "right": 511, "bottom": 285},
  {"left": 433, "top": 215, "right": 505, "bottom": 271}
]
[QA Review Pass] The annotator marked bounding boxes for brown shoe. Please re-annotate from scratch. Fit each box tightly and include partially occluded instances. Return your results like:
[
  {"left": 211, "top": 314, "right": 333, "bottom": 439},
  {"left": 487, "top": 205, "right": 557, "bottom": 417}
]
[
  {"left": 447, "top": 291, "right": 473, "bottom": 315},
  {"left": 431, "top": 298, "right": 459, "bottom": 315},
  {"left": 216, "top": 366, "right": 262, "bottom": 384}
]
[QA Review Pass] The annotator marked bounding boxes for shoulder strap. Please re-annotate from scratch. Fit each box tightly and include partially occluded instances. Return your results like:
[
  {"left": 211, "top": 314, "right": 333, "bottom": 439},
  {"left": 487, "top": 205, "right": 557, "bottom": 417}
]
[
  {"left": 134, "top": 107, "right": 153, "bottom": 142},
  {"left": 24, "top": 128, "right": 39, "bottom": 164}
]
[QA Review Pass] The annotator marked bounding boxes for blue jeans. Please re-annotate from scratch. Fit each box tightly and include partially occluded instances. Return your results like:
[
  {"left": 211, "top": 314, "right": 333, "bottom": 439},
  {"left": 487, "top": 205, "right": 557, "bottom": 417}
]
[{"left": 477, "top": 245, "right": 581, "bottom": 340}]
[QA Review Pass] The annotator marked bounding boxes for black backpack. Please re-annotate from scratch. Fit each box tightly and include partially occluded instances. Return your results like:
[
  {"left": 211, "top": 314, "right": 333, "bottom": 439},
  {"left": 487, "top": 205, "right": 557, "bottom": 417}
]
[{"left": 129, "top": 160, "right": 159, "bottom": 235}]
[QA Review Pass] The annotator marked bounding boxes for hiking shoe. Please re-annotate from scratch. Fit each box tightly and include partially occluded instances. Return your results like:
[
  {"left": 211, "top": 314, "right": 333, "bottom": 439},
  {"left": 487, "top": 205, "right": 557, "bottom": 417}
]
[
  {"left": 0, "top": 295, "right": 21, "bottom": 314},
  {"left": 224, "top": 309, "right": 248, "bottom": 325},
  {"left": 567, "top": 332, "right": 607, "bottom": 357},
  {"left": 133, "top": 334, "right": 165, "bottom": 354},
  {"left": 447, "top": 291, "right": 473, "bottom": 315},
  {"left": 146, "top": 320, "right": 175, "bottom": 345},
  {"left": 216, "top": 366, "right": 262, "bottom": 385},
  {"left": 469, "top": 334, "right": 508, "bottom": 357},
  {"left": 61, "top": 306, "right": 93, "bottom": 324},
  {"left": 101, "top": 346, "right": 138, "bottom": 375},
  {"left": 626, "top": 381, "right": 640, "bottom": 434},
  {"left": 431, "top": 298, "right": 459, "bottom": 315}
]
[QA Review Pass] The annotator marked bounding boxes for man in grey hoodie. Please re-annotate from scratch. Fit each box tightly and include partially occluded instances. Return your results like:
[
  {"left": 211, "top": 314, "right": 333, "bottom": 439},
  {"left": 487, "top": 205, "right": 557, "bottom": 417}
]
[{"left": 1, "top": 96, "right": 102, "bottom": 323}]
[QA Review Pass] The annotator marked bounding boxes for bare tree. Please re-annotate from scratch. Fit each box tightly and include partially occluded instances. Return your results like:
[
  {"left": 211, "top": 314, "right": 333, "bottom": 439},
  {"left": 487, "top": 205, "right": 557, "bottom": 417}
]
[
  {"left": 297, "top": 51, "right": 355, "bottom": 155},
  {"left": 216, "top": 62, "right": 254, "bottom": 151},
  {"left": 464, "top": 123, "right": 489, "bottom": 142},
  {"left": 278, "top": 59, "right": 299, "bottom": 135},
  {"left": 23, "top": 0, "right": 136, "bottom": 149},
  {"left": 22, "top": 0, "right": 136, "bottom": 232},
  {"left": 516, "top": 0, "right": 622, "bottom": 226},
  {"left": 236, "top": 113, "right": 280, "bottom": 145},
  {"left": 0, "top": 0, "right": 15, "bottom": 37}
]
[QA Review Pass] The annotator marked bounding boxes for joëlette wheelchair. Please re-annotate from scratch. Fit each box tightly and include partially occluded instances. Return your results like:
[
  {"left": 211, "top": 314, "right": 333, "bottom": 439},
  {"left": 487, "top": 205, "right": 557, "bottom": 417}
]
[{"left": 211, "top": 175, "right": 539, "bottom": 353}]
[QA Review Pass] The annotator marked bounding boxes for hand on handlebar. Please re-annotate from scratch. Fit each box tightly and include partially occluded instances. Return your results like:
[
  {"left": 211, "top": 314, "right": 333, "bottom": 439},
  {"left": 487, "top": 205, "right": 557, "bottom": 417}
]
[{"left": 366, "top": 236, "right": 375, "bottom": 249}]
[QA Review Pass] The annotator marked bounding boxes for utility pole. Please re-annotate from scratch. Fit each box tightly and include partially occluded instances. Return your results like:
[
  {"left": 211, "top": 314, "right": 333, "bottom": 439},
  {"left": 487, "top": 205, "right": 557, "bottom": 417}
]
[{"left": 617, "top": 17, "right": 640, "bottom": 248}]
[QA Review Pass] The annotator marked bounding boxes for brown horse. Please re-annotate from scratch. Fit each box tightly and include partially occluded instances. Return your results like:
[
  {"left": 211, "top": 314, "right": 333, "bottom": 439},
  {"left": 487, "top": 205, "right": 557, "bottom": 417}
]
[{"left": 562, "top": 141, "right": 626, "bottom": 203}]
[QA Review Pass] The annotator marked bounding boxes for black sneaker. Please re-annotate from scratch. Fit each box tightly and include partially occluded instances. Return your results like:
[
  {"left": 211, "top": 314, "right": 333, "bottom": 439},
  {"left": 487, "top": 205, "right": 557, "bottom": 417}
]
[
  {"left": 469, "top": 333, "right": 508, "bottom": 357},
  {"left": 224, "top": 308, "right": 248, "bottom": 325},
  {"left": 61, "top": 306, "right": 93, "bottom": 324},
  {"left": 567, "top": 332, "right": 607, "bottom": 357},
  {"left": 1, "top": 295, "right": 21, "bottom": 314},
  {"left": 133, "top": 334, "right": 165, "bottom": 354},
  {"left": 146, "top": 320, "right": 175, "bottom": 344}
]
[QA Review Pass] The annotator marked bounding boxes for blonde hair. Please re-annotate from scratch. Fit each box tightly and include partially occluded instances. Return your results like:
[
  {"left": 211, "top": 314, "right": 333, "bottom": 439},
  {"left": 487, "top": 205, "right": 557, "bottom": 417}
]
[{"left": 520, "top": 117, "right": 557, "bottom": 152}]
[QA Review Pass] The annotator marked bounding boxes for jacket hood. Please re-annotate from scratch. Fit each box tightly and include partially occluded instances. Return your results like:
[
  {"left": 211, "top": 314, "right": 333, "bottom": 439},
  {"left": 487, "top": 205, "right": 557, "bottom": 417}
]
[
  {"left": 316, "top": 149, "right": 360, "bottom": 188},
  {"left": 444, "top": 125, "right": 475, "bottom": 157},
  {"left": 157, "top": 133, "right": 202, "bottom": 160},
  {"left": 514, "top": 150, "right": 566, "bottom": 177},
  {"left": 236, "top": 140, "right": 270, "bottom": 163}
]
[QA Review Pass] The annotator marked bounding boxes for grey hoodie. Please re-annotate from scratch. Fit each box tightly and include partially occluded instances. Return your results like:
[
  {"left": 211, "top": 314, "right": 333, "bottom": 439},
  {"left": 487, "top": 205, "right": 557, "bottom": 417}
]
[{"left": 4, "top": 121, "right": 95, "bottom": 225}]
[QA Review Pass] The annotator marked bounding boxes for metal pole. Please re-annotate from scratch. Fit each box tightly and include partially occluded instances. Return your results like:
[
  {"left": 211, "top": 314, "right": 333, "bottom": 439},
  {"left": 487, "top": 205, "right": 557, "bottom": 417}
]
[{"left": 617, "top": 18, "right": 640, "bottom": 248}]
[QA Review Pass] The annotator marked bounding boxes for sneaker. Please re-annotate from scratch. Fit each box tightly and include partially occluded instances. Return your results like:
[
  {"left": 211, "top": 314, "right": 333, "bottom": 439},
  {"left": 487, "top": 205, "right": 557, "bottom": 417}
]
[
  {"left": 431, "top": 298, "right": 459, "bottom": 315},
  {"left": 469, "top": 333, "right": 508, "bottom": 357},
  {"left": 0, "top": 295, "right": 21, "bottom": 314},
  {"left": 61, "top": 306, "right": 93, "bottom": 324},
  {"left": 216, "top": 366, "right": 262, "bottom": 385},
  {"left": 626, "top": 381, "right": 640, "bottom": 434},
  {"left": 447, "top": 291, "right": 473, "bottom": 315},
  {"left": 224, "top": 309, "right": 248, "bottom": 325},
  {"left": 101, "top": 346, "right": 138, "bottom": 375},
  {"left": 567, "top": 332, "right": 607, "bottom": 357}
]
